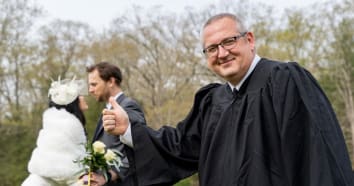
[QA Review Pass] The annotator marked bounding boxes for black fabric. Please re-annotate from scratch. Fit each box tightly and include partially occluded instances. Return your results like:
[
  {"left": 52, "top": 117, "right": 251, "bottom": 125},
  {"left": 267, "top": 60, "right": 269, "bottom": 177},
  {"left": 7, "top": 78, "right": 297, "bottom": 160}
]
[
  {"left": 93, "top": 94, "right": 146, "bottom": 186},
  {"left": 130, "top": 59, "right": 353, "bottom": 186}
]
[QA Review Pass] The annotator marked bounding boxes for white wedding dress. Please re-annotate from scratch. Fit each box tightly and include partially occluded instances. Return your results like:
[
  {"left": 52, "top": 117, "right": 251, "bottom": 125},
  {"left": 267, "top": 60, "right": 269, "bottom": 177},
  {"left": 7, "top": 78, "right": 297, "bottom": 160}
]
[{"left": 22, "top": 108, "right": 87, "bottom": 186}]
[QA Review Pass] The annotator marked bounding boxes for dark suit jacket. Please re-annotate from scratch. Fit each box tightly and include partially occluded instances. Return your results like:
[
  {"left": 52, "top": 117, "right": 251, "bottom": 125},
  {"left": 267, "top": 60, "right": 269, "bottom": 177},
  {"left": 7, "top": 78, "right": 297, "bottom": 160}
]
[{"left": 92, "top": 94, "right": 146, "bottom": 186}]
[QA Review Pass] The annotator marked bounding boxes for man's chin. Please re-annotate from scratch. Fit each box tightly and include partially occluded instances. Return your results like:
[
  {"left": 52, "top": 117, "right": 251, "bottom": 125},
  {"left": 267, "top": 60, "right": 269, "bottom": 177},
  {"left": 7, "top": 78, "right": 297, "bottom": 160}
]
[
  {"left": 221, "top": 71, "right": 236, "bottom": 78},
  {"left": 222, "top": 72, "right": 240, "bottom": 82}
]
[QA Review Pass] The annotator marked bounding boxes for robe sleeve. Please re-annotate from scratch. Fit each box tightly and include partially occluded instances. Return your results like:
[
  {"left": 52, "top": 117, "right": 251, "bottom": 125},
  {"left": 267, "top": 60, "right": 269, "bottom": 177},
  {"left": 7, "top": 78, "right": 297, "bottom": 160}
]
[
  {"left": 130, "top": 83, "right": 219, "bottom": 185},
  {"left": 270, "top": 62, "right": 353, "bottom": 186}
]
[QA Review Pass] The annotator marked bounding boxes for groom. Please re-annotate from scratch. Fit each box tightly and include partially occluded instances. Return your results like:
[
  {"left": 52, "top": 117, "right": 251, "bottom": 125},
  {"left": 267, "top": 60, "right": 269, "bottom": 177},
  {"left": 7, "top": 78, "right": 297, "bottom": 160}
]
[{"left": 86, "top": 62, "right": 146, "bottom": 186}]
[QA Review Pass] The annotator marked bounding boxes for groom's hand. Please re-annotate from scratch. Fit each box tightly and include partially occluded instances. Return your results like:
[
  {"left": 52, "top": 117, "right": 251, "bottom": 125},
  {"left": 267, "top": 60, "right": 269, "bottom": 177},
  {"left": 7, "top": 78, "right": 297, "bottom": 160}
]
[{"left": 102, "top": 97, "right": 129, "bottom": 135}]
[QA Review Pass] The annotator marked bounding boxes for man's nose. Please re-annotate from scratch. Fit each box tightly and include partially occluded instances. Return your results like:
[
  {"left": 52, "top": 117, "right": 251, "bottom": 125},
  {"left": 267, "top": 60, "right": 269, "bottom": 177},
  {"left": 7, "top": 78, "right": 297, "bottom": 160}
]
[
  {"left": 217, "top": 45, "right": 229, "bottom": 58},
  {"left": 88, "top": 87, "right": 94, "bottom": 94}
]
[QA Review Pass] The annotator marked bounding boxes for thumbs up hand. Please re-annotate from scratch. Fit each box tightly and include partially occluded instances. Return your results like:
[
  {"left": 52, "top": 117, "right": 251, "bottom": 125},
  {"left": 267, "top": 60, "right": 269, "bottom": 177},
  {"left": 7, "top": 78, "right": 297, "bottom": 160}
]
[{"left": 102, "top": 97, "right": 129, "bottom": 135}]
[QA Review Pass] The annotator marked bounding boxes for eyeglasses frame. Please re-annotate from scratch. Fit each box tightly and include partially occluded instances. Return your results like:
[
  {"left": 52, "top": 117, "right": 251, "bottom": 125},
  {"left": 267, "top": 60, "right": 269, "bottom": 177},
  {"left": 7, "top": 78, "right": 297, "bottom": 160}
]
[{"left": 202, "top": 32, "right": 248, "bottom": 57}]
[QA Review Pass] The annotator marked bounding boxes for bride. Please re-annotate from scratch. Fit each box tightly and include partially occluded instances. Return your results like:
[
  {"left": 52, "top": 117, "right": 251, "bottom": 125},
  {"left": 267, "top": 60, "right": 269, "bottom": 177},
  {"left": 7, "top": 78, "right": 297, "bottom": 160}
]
[{"left": 22, "top": 77, "right": 88, "bottom": 186}]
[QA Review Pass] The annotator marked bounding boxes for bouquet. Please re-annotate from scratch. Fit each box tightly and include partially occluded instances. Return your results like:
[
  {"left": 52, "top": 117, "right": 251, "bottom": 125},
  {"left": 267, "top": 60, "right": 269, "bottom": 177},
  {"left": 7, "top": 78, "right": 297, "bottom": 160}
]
[{"left": 75, "top": 141, "right": 123, "bottom": 186}]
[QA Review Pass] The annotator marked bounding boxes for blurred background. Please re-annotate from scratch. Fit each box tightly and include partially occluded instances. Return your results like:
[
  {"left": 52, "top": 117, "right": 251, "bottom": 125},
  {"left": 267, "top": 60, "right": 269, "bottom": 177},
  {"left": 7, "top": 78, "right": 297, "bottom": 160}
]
[{"left": 0, "top": 0, "right": 352, "bottom": 185}]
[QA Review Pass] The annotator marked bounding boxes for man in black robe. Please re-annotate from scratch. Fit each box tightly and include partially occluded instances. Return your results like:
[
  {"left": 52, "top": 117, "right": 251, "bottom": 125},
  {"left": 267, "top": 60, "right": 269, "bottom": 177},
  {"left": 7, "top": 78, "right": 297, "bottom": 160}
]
[{"left": 101, "top": 13, "right": 353, "bottom": 186}]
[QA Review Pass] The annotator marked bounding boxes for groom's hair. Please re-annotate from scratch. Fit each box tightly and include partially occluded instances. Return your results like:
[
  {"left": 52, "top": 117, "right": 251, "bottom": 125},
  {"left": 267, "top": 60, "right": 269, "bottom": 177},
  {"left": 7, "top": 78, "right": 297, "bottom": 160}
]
[
  {"left": 49, "top": 97, "right": 86, "bottom": 127},
  {"left": 86, "top": 62, "right": 122, "bottom": 86}
]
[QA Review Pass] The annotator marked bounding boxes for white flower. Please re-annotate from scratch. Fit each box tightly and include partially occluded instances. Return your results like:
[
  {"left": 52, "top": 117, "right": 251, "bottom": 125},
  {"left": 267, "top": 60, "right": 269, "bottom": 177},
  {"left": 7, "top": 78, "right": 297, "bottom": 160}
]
[
  {"left": 74, "top": 141, "right": 123, "bottom": 183},
  {"left": 92, "top": 141, "right": 106, "bottom": 154},
  {"left": 104, "top": 149, "right": 117, "bottom": 161}
]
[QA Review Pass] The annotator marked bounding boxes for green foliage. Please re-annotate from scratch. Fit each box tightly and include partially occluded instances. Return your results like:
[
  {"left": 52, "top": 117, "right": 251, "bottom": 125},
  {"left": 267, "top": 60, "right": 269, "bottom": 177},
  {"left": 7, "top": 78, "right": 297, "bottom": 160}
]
[
  {"left": 175, "top": 174, "right": 199, "bottom": 186},
  {"left": 84, "top": 96, "right": 106, "bottom": 139},
  {"left": 0, "top": 125, "right": 37, "bottom": 185},
  {"left": 175, "top": 178, "right": 192, "bottom": 186}
]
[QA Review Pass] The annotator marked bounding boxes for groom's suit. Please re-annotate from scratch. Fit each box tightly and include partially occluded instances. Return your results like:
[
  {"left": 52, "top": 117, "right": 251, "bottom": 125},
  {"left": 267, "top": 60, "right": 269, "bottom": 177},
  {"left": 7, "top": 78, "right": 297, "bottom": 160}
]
[{"left": 92, "top": 93, "right": 146, "bottom": 186}]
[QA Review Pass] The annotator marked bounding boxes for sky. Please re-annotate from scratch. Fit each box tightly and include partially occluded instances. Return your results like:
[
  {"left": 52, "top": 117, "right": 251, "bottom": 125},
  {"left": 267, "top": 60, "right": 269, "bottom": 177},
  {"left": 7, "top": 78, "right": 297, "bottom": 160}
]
[{"left": 35, "top": 0, "right": 327, "bottom": 31}]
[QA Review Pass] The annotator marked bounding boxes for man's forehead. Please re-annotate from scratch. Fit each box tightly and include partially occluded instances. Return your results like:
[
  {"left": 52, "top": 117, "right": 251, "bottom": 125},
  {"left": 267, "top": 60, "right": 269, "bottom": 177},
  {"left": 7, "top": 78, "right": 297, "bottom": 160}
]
[
  {"left": 88, "top": 74, "right": 102, "bottom": 84},
  {"left": 88, "top": 70, "right": 100, "bottom": 79}
]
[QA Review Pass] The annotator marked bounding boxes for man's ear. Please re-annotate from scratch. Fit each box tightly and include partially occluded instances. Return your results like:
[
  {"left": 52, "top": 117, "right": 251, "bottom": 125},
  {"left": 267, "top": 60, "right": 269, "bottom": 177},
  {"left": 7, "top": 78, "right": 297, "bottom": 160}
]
[
  {"left": 246, "top": 32, "right": 256, "bottom": 51},
  {"left": 108, "top": 77, "right": 115, "bottom": 87}
]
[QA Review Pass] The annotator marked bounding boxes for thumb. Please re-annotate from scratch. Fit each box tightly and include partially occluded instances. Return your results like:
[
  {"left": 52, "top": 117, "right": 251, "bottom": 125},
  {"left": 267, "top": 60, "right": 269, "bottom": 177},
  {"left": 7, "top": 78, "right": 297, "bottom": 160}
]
[{"left": 109, "top": 96, "right": 120, "bottom": 110}]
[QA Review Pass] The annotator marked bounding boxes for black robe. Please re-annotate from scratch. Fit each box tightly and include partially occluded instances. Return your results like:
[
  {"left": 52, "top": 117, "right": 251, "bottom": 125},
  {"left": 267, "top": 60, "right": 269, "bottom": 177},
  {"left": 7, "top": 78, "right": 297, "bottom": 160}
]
[{"left": 129, "top": 59, "right": 353, "bottom": 186}]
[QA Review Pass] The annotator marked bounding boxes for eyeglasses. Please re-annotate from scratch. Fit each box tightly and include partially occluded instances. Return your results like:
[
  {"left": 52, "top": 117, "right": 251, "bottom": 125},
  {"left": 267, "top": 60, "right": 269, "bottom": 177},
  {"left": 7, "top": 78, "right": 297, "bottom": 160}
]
[{"left": 203, "top": 32, "right": 247, "bottom": 57}]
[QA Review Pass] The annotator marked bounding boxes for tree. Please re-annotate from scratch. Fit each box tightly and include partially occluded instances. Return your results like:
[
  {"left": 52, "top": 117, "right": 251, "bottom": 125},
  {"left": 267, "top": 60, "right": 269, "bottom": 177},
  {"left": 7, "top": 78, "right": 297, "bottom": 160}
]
[
  {"left": 0, "top": 0, "right": 41, "bottom": 125},
  {"left": 321, "top": 0, "right": 354, "bottom": 164},
  {"left": 36, "top": 20, "right": 94, "bottom": 79},
  {"left": 108, "top": 6, "right": 206, "bottom": 128}
]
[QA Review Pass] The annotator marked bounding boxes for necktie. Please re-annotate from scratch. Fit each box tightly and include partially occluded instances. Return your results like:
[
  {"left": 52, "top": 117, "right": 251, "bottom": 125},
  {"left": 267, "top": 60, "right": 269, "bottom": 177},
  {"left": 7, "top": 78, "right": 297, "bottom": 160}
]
[{"left": 233, "top": 88, "right": 238, "bottom": 97}]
